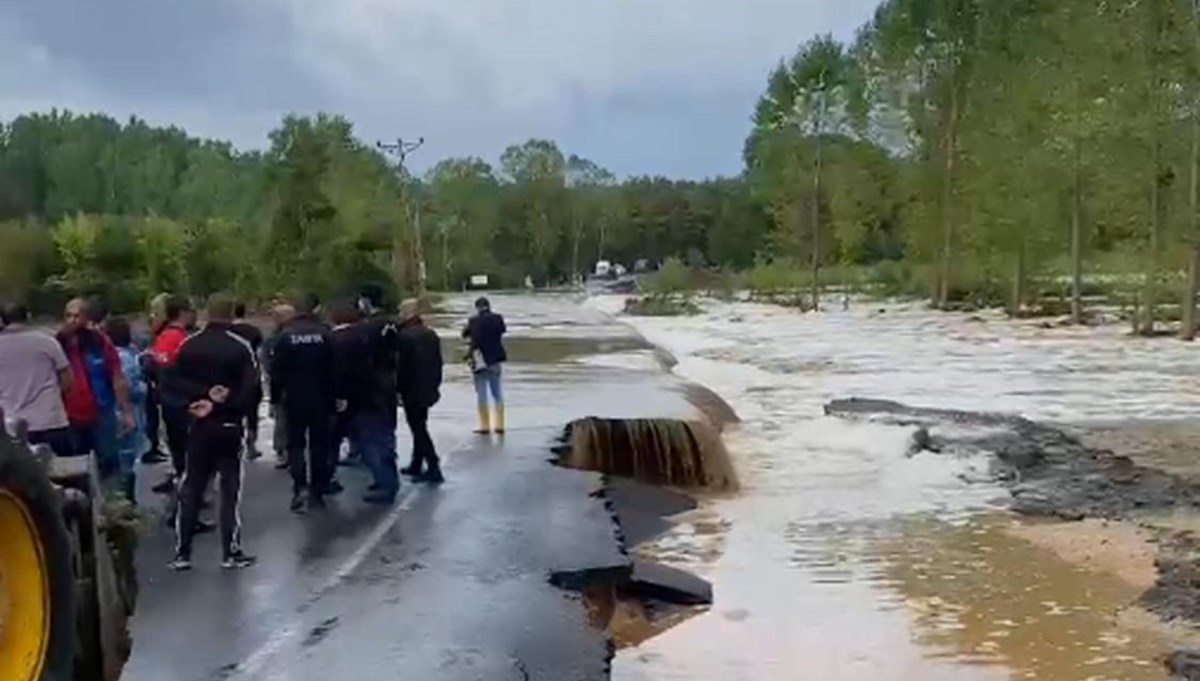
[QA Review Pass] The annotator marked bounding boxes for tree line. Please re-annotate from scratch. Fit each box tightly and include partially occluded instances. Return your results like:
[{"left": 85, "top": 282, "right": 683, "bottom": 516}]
[
  {"left": 6, "top": 0, "right": 1200, "bottom": 334},
  {"left": 747, "top": 0, "right": 1200, "bottom": 336},
  {"left": 0, "top": 111, "right": 769, "bottom": 314}
]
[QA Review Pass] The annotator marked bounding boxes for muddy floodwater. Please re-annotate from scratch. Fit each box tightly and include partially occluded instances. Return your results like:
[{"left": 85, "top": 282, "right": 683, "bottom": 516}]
[{"left": 584, "top": 298, "right": 1200, "bottom": 681}]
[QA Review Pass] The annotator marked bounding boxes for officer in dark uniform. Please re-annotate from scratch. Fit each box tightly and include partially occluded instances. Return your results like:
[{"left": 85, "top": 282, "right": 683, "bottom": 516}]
[{"left": 270, "top": 292, "right": 336, "bottom": 512}]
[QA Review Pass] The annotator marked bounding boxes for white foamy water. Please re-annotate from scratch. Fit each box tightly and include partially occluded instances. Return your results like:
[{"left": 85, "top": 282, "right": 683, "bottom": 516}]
[{"left": 590, "top": 297, "right": 1187, "bottom": 681}]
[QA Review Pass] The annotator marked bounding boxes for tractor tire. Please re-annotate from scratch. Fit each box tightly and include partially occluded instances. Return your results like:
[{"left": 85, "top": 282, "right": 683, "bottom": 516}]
[{"left": 0, "top": 423, "right": 77, "bottom": 681}]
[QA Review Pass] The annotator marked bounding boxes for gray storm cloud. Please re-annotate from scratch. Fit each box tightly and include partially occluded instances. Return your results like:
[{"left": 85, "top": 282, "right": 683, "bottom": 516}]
[{"left": 0, "top": 0, "right": 878, "bottom": 177}]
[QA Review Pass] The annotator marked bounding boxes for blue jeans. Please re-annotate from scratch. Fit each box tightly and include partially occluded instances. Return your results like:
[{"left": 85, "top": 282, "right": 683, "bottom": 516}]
[
  {"left": 473, "top": 364, "right": 503, "bottom": 407},
  {"left": 353, "top": 411, "right": 398, "bottom": 496},
  {"left": 72, "top": 409, "right": 120, "bottom": 477}
]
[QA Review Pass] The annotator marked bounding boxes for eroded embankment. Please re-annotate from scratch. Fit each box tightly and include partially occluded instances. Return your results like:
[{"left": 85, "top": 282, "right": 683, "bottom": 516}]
[
  {"left": 826, "top": 397, "right": 1200, "bottom": 678},
  {"left": 549, "top": 416, "right": 736, "bottom": 651}
]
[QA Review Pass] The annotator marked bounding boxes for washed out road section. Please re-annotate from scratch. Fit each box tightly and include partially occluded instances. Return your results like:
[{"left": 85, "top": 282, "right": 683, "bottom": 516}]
[{"left": 122, "top": 293, "right": 702, "bottom": 681}]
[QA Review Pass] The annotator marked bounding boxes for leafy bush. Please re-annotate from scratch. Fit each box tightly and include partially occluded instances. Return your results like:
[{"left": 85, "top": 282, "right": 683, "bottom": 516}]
[
  {"left": 623, "top": 293, "right": 700, "bottom": 316},
  {"left": 742, "top": 258, "right": 805, "bottom": 296},
  {"left": 645, "top": 256, "right": 692, "bottom": 295},
  {"left": 0, "top": 221, "right": 54, "bottom": 303}
]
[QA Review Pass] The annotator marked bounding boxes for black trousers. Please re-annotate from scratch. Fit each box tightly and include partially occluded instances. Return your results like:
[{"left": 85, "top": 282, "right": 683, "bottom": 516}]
[
  {"left": 28, "top": 427, "right": 74, "bottom": 458},
  {"left": 403, "top": 404, "right": 438, "bottom": 474},
  {"left": 285, "top": 405, "right": 333, "bottom": 494},
  {"left": 145, "top": 386, "right": 160, "bottom": 453},
  {"left": 176, "top": 419, "right": 244, "bottom": 559},
  {"left": 162, "top": 404, "right": 190, "bottom": 476},
  {"left": 245, "top": 406, "right": 260, "bottom": 452},
  {"left": 333, "top": 409, "right": 354, "bottom": 465}
]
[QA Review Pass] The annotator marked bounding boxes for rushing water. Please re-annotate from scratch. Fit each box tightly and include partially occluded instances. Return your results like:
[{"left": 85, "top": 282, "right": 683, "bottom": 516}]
[{"left": 589, "top": 298, "right": 1196, "bottom": 681}]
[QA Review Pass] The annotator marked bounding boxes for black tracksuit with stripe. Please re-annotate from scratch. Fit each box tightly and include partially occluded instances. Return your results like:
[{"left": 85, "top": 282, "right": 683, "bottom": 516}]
[{"left": 166, "top": 321, "right": 259, "bottom": 559}]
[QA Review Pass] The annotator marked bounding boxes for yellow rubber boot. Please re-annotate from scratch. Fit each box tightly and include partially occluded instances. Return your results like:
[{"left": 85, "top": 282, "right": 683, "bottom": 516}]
[
  {"left": 493, "top": 403, "right": 506, "bottom": 435},
  {"left": 475, "top": 405, "right": 491, "bottom": 434}
]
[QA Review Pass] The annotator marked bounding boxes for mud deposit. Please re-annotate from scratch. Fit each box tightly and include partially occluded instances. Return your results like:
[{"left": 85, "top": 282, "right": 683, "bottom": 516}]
[
  {"left": 827, "top": 397, "right": 1200, "bottom": 675},
  {"left": 826, "top": 398, "right": 1200, "bottom": 522}
]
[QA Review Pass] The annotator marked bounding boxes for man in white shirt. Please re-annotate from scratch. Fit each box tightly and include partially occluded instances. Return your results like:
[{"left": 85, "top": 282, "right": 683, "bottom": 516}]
[{"left": 0, "top": 301, "right": 74, "bottom": 455}]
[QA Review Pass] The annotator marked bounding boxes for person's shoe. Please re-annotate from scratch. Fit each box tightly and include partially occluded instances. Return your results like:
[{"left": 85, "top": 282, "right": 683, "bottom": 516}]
[
  {"left": 308, "top": 493, "right": 327, "bottom": 510},
  {"left": 290, "top": 490, "right": 308, "bottom": 514},
  {"left": 151, "top": 477, "right": 176, "bottom": 494},
  {"left": 475, "top": 405, "right": 491, "bottom": 434},
  {"left": 141, "top": 450, "right": 168, "bottom": 465},
  {"left": 274, "top": 453, "right": 289, "bottom": 470},
  {"left": 399, "top": 464, "right": 421, "bottom": 477},
  {"left": 414, "top": 470, "right": 445, "bottom": 485},
  {"left": 221, "top": 552, "right": 258, "bottom": 570},
  {"left": 362, "top": 490, "right": 397, "bottom": 505},
  {"left": 367, "top": 482, "right": 381, "bottom": 492},
  {"left": 167, "top": 554, "right": 193, "bottom": 572},
  {"left": 194, "top": 519, "right": 217, "bottom": 535},
  {"left": 246, "top": 445, "right": 262, "bottom": 461},
  {"left": 323, "top": 479, "right": 344, "bottom": 495}
]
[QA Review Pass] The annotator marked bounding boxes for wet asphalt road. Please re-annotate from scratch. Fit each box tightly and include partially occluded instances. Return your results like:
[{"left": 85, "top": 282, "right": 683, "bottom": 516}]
[{"left": 121, "top": 294, "right": 698, "bottom": 681}]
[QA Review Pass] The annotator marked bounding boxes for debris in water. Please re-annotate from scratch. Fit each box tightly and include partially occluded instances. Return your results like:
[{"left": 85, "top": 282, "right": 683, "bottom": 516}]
[{"left": 558, "top": 417, "right": 738, "bottom": 491}]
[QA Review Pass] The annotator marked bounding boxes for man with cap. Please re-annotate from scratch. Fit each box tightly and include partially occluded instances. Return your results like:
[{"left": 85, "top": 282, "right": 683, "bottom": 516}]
[{"left": 396, "top": 299, "right": 444, "bottom": 483}]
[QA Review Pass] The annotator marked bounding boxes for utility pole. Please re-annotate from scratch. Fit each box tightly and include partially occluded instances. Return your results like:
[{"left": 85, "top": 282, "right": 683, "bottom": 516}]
[{"left": 377, "top": 137, "right": 427, "bottom": 295}]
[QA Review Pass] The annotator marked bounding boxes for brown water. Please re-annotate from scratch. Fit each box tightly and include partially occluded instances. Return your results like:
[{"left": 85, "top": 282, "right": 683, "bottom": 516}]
[
  {"left": 586, "top": 297, "right": 1190, "bottom": 681},
  {"left": 562, "top": 417, "right": 738, "bottom": 490},
  {"left": 424, "top": 294, "right": 1183, "bottom": 680},
  {"left": 872, "top": 517, "right": 1168, "bottom": 681}
]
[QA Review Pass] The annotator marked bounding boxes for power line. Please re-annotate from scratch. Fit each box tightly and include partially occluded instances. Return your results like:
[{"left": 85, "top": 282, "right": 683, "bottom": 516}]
[{"left": 376, "top": 137, "right": 427, "bottom": 295}]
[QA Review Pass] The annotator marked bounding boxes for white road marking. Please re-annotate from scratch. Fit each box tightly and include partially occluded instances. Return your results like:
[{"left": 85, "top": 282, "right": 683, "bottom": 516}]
[{"left": 226, "top": 487, "right": 421, "bottom": 679}]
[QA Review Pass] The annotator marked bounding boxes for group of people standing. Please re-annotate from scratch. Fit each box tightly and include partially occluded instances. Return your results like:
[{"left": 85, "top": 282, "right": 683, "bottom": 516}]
[{"left": 0, "top": 288, "right": 508, "bottom": 572}]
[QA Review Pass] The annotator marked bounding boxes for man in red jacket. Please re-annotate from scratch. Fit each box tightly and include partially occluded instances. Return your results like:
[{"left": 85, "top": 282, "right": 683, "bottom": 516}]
[
  {"left": 150, "top": 295, "right": 194, "bottom": 483},
  {"left": 58, "top": 298, "right": 135, "bottom": 473}
]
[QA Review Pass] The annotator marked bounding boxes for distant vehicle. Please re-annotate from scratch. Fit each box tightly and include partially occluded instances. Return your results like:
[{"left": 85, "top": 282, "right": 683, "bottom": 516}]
[
  {"left": 613, "top": 263, "right": 628, "bottom": 277},
  {"left": 467, "top": 274, "right": 489, "bottom": 289},
  {"left": 634, "top": 258, "right": 653, "bottom": 273},
  {"left": 594, "top": 260, "right": 612, "bottom": 277}
]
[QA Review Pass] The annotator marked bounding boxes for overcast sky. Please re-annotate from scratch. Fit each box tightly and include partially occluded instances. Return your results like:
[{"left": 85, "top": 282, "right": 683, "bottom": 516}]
[{"left": 0, "top": 0, "right": 879, "bottom": 179}]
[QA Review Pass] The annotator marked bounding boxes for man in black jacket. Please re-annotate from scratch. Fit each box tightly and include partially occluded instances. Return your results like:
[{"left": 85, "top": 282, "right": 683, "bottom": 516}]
[
  {"left": 270, "top": 292, "right": 336, "bottom": 512},
  {"left": 354, "top": 287, "right": 401, "bottom": 504},
  {"left": 167, "top": 293, "right": 259, "bottom": 571},
  {"left": 397, "top": 299, "right": 444, "bottom": 483},
  {"left": 329, "top": 300, "right": 366, "bottom": 478},
  {"left": 230, "top": 302, "right": 265, "bottom": 460}
]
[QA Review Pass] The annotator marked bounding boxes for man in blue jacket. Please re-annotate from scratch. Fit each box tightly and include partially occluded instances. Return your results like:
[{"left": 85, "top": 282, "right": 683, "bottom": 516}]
[{"left": 462, "top": 297, "right": 507, "bottom": 434}]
